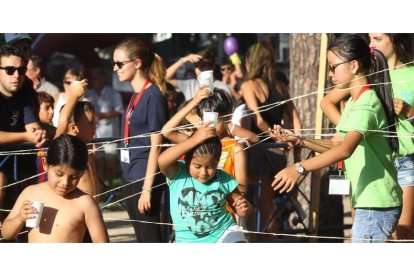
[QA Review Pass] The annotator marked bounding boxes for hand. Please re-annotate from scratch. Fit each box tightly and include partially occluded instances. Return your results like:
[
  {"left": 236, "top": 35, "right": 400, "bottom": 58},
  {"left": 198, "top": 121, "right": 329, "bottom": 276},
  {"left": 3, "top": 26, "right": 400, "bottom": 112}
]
[
  {"left": 393, "top": 98, "right": 412, "bottom": 118},
  {"left": 269, "top": 125, "right": 298, "bottom": 144},
  {"left": 181, "top": 54, "right": 202, "bottom": 65},
  {"left": 271, "top": 165, "right": 300, "bottom": 193},
  {"left": 19, "top": 200, "right": 39, "bottom": 222},
  {"left": 71, "top": 79, "right": 88, "bottom": 99},
  {"left": 190, "top": 122, "right": 216, "bottom": 143},
  {"left": 232, "top": 196, "right": 251, "bottom": 215},
  {"left": 192, "top": 85, "right": 212, "bottom": 104},
  {"left": 138, "top": 190, "right": 151, "bottom": 214},
  {"left": 26, "top": 128, "right": 47, "bottom": 148}
]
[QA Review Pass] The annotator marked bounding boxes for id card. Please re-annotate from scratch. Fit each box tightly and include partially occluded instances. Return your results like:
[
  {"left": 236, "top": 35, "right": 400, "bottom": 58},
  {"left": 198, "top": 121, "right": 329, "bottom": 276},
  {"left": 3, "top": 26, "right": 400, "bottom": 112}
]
[
  {"left": 120, "top": 149, "right": 130, "bottom": 164},
  {"left": 329, "top": 175, "right": 350, "bottom": 195}
]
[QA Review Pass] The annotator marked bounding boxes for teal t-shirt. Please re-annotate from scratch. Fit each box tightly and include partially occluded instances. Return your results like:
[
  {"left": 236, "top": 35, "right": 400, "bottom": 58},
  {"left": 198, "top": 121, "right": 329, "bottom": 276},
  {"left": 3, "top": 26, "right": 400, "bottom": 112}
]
[
  {"left": 167, "top": 161, "right": 237, "bottom": 243},
  {"left": 336, "top": 89, "right": 402, "bottom": 208},
  {"left": 389, "top": 67, "right": 414, "bottom": 156}
]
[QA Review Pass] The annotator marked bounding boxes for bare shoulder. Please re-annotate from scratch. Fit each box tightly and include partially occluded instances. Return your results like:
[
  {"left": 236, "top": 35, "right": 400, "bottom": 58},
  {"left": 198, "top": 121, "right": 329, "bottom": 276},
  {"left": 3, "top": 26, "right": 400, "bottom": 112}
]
[
  {"left": 67, "top": 188, "right": 96, "bottom": 206},
  {"left": 241, "top": 79, "right": 255, "bottom": 90}
]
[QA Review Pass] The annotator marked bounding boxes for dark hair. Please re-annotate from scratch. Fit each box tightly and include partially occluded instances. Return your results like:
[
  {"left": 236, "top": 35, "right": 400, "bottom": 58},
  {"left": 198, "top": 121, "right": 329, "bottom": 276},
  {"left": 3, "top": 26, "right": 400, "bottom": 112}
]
[
  {"left": 184, "top": 136, "right": 222, "bottom": 165},
  {"left": 73, "top": 101, "right": 95, "bottom": 124},
  {"left": 194, "top": 50, "right": 215, "bottom": 71},
  {"left": 63, "top": 69, "right": 83, "bottom": 81},
  {"left": 47, "top": 134, "right": 88, "bottom": 171},
  {"left": 116, "top": 37, "right": 167, "bottom": 96},
  {"left": 91, "top": 67, "right": 108, "bottom": 80},
  {"left": 329, "top": 34, "right": 399, "bottom": 152},
  {"left": 37, "top": 91, "right": 54, "bottom": 106},
  {"left": 385, "top": 33, "right": 413, "bottom": 66},
  {"left": 30, "top": 55, "right": 42, "bottom": 70},
  {"left": 0, "top": 45, "right": 26, "bottom": 65},
  {"left": 195, "top": 88, "right": 233, "bottom": 118}
]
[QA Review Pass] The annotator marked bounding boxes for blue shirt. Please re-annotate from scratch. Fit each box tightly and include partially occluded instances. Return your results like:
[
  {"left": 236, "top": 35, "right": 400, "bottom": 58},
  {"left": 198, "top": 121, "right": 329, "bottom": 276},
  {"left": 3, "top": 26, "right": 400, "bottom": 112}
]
[
  {"left": 167, "top": 161, "right": 238, "bottom": 243},
  {"left": 121, "top": 84, "right": 168, "bottom": 181}
]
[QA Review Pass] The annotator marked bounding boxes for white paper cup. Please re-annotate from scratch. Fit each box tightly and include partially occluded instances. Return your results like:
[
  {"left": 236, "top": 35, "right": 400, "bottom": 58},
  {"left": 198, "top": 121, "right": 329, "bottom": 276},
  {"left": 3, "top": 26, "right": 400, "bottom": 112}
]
[
  {"left": 203, "top": 111, "right": 219, "bottom": 128},
  {"left": 25, "top": 201, "right": 44, "bottom": 228},
  {"left": 197, "top": 70, "right": 214, "bottom": 91}
]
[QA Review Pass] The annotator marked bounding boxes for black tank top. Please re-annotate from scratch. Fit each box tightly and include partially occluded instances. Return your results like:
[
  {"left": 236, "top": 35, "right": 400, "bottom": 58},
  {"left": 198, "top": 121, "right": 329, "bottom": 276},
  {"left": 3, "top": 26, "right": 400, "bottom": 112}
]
[{"left": 251, "top": 78, "right": 285, "bottom": 135}]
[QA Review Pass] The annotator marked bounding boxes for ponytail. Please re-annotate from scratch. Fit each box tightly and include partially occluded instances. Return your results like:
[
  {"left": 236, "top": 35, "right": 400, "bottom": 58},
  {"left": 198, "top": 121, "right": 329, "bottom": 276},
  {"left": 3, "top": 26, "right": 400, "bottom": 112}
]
[
  {"left": 149, "top": 53, "right": 167, "bottom": 97},
  {"left": 369, "top": 49, "right": 399, "bottom": 153}
]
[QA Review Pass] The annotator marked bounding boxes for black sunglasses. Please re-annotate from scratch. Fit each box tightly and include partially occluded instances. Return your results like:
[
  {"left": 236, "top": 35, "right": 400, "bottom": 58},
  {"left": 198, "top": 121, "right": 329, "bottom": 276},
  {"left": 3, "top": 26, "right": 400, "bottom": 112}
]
[
  {"left": 328, "top": 61, "right": 350, "bottom": 74},
  {"left": 0, "top": 66, "right": 27, "bottom": 76},
  {"left": 112, "top": 60, "right": 133, "bottom": 69}
]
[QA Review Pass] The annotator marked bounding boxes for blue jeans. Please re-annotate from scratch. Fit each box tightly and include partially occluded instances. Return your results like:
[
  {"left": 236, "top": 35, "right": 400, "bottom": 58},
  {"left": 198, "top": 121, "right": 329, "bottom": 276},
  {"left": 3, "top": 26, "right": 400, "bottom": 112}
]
[
  {"left": 394, "top": 155, "right": 414, "bottom": 187},
  {"left": 351, "top": 207, "right": 401, "bottom": 243}
]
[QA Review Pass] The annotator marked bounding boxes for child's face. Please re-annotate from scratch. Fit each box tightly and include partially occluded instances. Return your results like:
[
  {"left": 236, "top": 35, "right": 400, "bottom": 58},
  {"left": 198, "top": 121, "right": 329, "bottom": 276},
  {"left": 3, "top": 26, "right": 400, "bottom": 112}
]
[
  {"left": 327, "top": 50, "right": 353, "bottom": 88},
  {"left": 189, "top": 154, "right": 219, "bottom": 183},
  {"left": 75, "top": 110, "right": 96, "bottom": 142},
  {"left": 47, "top": 164, "right": 84, "bottom": 196},
  {"left": 39, "top": 102, "right": 54, "bottom": 124}
]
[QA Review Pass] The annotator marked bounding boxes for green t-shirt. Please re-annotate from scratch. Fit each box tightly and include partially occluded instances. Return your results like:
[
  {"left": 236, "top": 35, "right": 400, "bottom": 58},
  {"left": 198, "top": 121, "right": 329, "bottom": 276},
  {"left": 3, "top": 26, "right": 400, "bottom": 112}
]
[
  {"left": 336, "top": 89, "right": 402, "bottom": 208},
  {"left": 389, "top": 67, "right": 414, "bottom": 156},
  {"left": 167, "top": 161, "right": 237, "bottom": 243}
]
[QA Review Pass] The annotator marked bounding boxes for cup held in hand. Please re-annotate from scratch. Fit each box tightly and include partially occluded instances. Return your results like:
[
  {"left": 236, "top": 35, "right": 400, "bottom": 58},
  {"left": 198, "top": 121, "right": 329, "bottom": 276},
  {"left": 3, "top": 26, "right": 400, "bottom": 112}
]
[
  {"left": 197, "top": 70, "right": 214, "bottom": 92},
  {"left": 25, "top": 201, "right": 44, "bottom": 228},
  {"left": 203, "top": 111, "right": 219, "bottom": 128}
]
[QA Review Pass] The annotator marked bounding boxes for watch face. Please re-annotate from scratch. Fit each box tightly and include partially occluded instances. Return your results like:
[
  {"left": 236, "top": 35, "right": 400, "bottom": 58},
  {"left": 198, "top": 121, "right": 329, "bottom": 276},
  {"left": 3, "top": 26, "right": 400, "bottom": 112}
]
[{"left": 296, "top": 163, "right": 305, "bottom": 174}]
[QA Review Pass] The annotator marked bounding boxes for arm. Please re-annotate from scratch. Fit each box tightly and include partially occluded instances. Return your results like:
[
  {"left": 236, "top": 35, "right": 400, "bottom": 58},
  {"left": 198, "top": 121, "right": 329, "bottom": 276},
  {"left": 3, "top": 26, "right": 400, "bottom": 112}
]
[
  {"left": 161, "top": 86, "right": 211, "bottom": 143},
  {"left": 84, "top": 196, "right": 109, "bottom": 242},
  {"left": 229, "top": 123, "right": 260, "bottom": 144},
  {"left": 137, "top": 133, "right": 163, "bottom": 214},
  {"left": 320, "top": 87, "right": 350, "bottom": 125},
  {"left": 1, "top": 191, "right": 34, "bottom": 240},
  {"left": 272, "top": 131, "right": 362, "bottom": 193},
  {"left": 226, "top": 187, "right": 252, "bottom": 218},
  {"left": 166, "top": 54, "right": 202, "bottom": 88},
  {"left": 233, "top": 143, "right": 248, "bottom": 195},
  {"left": 158, "top": 123, "right": 216, "bottom": 180},
  {"left": 55, "top": 80, "right": 88, "bottom": 138}
]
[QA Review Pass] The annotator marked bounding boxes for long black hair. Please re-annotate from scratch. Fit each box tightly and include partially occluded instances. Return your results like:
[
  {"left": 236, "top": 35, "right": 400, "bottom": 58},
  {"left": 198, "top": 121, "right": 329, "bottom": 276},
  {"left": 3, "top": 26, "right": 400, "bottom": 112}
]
[
  {"left": 329, "top": 34, "right": 399, "bottom": 153},
  {"left": 47, "top": 134, "right": 88, "bottom": 171},
  {"left": 195, "top": 88, "right": 234, "bottom": 118}
]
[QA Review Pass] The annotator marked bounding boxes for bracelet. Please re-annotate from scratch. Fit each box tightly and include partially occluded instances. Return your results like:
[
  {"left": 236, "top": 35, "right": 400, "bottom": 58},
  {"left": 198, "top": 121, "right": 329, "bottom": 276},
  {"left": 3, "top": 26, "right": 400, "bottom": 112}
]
[{"left": 142, "top": 187, "right": 152, "bottom": 193}]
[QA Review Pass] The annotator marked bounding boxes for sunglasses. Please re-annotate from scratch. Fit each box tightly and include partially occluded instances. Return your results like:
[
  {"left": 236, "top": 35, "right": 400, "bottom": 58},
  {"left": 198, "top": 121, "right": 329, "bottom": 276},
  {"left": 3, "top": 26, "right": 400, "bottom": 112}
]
[
  {"left": 328, "top": 61, "right": 350, "bottom": 74},
  {"left": 0, "top": 66, "right": 27, "bottom": 76},
  {"left": 112, "top": 60, "right": 133, "bottom": 69}
]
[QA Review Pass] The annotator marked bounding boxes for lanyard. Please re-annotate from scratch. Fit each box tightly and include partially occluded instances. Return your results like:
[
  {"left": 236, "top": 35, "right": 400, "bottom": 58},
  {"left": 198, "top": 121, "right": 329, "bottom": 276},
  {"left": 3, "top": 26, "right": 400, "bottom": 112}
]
[
  {"left": 124, "top": 79, "right": 150, "bottom": 145},
  {"left": 353, "top": 84, "right": 370, "bottom": 102}
]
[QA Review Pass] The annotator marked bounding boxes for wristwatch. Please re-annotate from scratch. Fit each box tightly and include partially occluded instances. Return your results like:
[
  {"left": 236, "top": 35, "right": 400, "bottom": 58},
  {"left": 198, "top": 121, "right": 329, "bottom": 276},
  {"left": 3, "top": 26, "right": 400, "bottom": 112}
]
[{"left": 295, "top": 162, "right": 307, "bottom": 175}]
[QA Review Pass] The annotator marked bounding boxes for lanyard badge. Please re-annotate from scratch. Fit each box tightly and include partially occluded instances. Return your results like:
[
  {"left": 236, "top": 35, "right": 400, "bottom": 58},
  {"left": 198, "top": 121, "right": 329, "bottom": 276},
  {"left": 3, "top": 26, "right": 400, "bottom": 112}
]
[{"left": 329, "top": 161, "right": 350, "bottom": 195}]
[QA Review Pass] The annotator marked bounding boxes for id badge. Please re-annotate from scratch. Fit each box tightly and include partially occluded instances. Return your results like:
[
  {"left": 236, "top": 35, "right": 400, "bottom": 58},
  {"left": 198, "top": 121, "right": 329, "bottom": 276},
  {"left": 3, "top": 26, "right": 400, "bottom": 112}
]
[
  {"left": 120, "top": 149, "right": 130, "bottom": 164},
  {"left": 217, "top": 151, "right": 229, "bottom": 170},
  {"left": 329, "top": 175, "right": 350, "bottom": 195}
]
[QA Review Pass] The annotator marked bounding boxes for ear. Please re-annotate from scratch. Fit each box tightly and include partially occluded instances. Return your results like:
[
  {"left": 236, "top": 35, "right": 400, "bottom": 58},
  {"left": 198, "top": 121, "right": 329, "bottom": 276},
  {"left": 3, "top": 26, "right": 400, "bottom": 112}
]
[
  {"left": 68, "top": 123, "right": 79, "bottom": 135},
  {"left": 41, "top": 157, "right": 48, "bottom": 172},
  {"left": 350, "top": 60, "right": 360, "bottom": 74},
  {"left": 134, "top": 58, "right": 142, "bottom": 70}
]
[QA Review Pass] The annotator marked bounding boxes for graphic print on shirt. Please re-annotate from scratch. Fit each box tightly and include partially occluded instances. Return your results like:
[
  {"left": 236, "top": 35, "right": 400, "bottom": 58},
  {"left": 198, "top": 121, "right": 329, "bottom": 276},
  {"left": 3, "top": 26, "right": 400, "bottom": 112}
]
[
  {"left": 10, "top": 110, "right": 20, "bottom": 127},
  {"left": 178, "top": 187, "right": 227, "bottom": 238}
]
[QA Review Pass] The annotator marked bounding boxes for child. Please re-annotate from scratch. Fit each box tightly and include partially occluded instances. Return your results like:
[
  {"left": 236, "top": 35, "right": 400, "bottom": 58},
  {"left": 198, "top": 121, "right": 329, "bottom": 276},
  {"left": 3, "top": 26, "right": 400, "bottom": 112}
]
[
  {"left": 54, "top": 80, "right": 99, "bottom": 201},
  {"left": 158, "top": 124, "right": 252, "bottom": 243},
  {"left": 37, "top": 91, "right": 56, "bottom": 141},
  {"left": 272, "top": 34, "right": 402, "bottom": 243},
  {"left": 1, "top": 134, "right": 109, "bottom": 242}
]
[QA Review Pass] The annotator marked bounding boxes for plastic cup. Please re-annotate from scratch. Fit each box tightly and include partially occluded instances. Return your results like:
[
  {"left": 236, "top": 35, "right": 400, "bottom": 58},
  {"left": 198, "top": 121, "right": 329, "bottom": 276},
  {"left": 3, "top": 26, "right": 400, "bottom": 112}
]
[
  {"left": 203, "top": 111, "right": 218, "bottom": 128},
  {"left": 197, "top": 70, "right": 214, "bottom": 92},
  {"left": 25, "top": 201, "right": 44, "bottom": 228}
]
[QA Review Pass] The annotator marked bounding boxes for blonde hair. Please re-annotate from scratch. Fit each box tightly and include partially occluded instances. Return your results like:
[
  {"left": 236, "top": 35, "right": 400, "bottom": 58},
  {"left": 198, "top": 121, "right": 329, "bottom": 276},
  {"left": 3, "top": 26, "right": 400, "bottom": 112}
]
[{"left": 116, "top": 37, "right": 167, "bottom": 96}]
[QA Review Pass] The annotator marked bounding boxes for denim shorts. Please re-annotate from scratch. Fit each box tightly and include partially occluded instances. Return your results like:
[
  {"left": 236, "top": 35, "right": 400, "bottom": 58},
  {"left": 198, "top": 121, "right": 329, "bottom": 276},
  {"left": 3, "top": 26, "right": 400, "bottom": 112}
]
[
  {"left": 351, "top": 207, "right": 402, "bottom": 243},
  {"left": 394, "top": 155, "right": 414, "bottom": 187}
]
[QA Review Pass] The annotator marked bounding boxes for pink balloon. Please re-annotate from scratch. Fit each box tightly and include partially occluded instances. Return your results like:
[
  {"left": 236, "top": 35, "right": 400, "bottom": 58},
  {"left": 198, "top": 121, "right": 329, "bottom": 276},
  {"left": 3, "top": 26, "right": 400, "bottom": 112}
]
[{"left": 223, "top": 36, "right": 238, "bottom": 56}]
